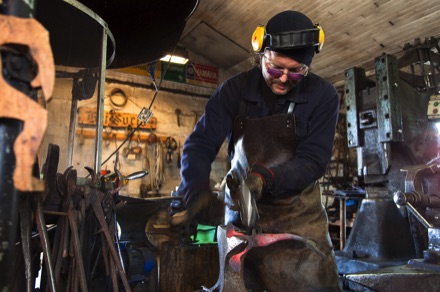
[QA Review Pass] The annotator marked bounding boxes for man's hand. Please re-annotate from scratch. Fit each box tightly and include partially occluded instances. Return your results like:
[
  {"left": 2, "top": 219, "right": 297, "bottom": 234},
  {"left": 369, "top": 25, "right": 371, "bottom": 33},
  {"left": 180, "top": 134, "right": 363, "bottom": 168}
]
[
  {"left": 170, "top": 190, "right": 224, "bottom": 226},
  {"left": 244, "top": 173, "right": 263, "bottom": 201},
  {"left": 247, "top": 162, "right": 275, "bottom": 197}
]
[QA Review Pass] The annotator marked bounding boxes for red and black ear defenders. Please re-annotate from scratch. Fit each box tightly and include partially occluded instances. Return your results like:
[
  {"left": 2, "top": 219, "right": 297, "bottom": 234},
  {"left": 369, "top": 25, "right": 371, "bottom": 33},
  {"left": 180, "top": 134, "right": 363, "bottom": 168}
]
[{"left": 251, "top": 23, "right": 324, "bottom": 54}]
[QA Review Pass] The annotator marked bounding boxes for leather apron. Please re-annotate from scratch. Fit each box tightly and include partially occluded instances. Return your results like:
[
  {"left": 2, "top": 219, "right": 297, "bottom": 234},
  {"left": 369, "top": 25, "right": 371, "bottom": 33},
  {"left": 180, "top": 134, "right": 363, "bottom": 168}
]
[{"left": 225, "top": 102, "right": 341, "bottom": 291}]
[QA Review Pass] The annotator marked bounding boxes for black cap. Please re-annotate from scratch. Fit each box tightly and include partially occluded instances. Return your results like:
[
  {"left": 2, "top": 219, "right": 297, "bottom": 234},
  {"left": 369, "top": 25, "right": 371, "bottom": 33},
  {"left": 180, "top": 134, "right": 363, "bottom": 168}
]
[{"left": 266, "top": 11, "right": 316, "bottom": 66}]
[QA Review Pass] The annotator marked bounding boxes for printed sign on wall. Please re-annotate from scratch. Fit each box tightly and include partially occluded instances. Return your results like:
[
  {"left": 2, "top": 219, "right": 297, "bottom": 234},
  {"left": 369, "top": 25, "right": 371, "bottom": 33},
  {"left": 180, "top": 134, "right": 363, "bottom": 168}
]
[
  {"left": 78, "top": 107, "right": 157, "bottom": 130},
  {"left": 161, "top": 62, "right": 186, "bottom": 83},
  {"left": 186, "top": 63, "right": 218, "bottom": 88}
]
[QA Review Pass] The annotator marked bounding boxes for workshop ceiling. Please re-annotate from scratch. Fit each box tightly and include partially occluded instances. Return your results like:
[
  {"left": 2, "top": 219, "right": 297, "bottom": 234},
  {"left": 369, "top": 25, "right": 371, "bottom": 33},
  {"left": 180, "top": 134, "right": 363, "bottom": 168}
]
[{"left": 179, "top": 0, "right": 440, "bottom": 86}]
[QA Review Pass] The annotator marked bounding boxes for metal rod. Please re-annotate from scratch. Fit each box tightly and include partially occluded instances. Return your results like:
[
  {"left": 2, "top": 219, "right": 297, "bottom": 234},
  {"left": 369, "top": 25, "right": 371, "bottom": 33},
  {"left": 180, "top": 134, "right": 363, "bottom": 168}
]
[
  {"left": 36, "top": 197, "right": 57, "bottom": 292},
  {"left": 339, "top": 198, "right": 347, "bottom": 250},
  {"left": 93, "top": 23, "right": 108, "bottom": 173},
  {"left": 406, "top": 202, "right": 433, "bottom": 229},
  {"left": 90, "top": 191, "right": 131, "bottom": 291},
  {"left": 67, "top": 97, "right": 78, "bottom": 167},
  {"left": 15, "top": 224, "right": 57, "bottom": 246},
  {"left": 67, "top": 206, "right": 88, "bottom": 292},
  {"left": 18, "top": 193, "right": 34, "bottom": 292},
  {"left": 44, "top": 210, "right": 68, "bottom": 216}
]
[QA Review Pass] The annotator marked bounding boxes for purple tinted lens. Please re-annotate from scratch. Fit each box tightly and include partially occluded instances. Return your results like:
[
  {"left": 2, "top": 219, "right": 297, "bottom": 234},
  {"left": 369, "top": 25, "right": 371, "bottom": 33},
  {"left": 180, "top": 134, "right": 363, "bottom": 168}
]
[
  {"left": 267, "top": 68, "right": 303, "bottom": 81},
  {"left": 287, "top": 72, "right": 304, "bottom": 80},
  {"left": 267, "top": 67, "right": 283, "bottom": 78}
]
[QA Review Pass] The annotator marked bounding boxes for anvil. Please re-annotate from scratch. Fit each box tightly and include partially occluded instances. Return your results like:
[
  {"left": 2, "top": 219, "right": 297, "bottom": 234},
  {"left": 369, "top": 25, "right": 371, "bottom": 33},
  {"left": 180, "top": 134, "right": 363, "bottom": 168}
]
[{"left": 203, "top": 224, "right": 325, "bottom": 291}]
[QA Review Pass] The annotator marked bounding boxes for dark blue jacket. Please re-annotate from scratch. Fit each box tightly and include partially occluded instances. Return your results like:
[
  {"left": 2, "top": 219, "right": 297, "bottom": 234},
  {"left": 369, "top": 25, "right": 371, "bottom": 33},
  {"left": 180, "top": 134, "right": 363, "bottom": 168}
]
[{"left": 178, "top": 66, "right": 339, "bottom": 205}]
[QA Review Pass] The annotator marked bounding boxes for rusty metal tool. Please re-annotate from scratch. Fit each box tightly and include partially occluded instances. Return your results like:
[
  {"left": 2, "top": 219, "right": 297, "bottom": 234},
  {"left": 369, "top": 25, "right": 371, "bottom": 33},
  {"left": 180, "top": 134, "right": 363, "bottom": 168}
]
[
  {"left": 18, "top": 193, "right": 35, "bottom": 292},
  {"left": 35, "top": 195, "right": 57, "bottom": 292},
  {"left": 64, "top": 168, "right": 89, "bottom": 291},
  {"left": 90, "top": 188, "right": 131, "bottom": 292},
  {"left": 46, "top": 168, "right": 88, "bottom": 292}
]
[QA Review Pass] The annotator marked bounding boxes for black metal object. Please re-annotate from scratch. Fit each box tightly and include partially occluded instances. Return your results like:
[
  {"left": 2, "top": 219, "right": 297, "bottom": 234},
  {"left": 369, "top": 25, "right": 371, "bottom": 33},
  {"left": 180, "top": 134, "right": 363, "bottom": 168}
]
[
  {"left": 116, "top": 195, "right": 164, "bottom": 242},
  {"left": 0, "top": 0, "right": 35, "bottom": 16},
  {"left": 34, "top": 0, "right": 116, "bottom": 69},
  {"left": 35, "top": 0, "right": 199, "bottom": 69}
]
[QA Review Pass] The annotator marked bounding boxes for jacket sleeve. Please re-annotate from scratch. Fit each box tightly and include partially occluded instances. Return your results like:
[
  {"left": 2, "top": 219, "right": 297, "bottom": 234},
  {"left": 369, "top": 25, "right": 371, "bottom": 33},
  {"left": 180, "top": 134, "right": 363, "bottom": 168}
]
[
  {"left": 177, "top": 75, "right": 243, "bottom": 207},
  {"left": 270, "top": 82, "right": 340, "bottom": 195}
]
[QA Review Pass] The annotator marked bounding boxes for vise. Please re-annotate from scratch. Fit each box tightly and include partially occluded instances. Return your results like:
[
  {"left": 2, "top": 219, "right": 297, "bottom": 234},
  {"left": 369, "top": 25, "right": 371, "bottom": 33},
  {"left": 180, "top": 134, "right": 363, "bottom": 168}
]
[{"left": 394, "top": 163, "right": 440, "bottom": 268}]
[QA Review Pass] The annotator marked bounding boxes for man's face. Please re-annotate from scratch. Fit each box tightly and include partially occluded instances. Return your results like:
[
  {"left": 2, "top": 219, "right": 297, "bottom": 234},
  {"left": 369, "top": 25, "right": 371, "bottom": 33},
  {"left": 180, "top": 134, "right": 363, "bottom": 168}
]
[{"left": 261, "top": 50, "right": 309, "bottom": 95}]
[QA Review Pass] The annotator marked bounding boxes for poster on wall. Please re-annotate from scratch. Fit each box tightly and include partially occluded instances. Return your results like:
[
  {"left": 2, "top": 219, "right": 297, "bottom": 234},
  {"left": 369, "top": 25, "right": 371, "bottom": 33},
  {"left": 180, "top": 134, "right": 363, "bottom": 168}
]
[
  {"left": 186, "top": 63, "right": 218, "bottom": 88},
  {"left": 161, "top": 62, "right": 186, "bottom": 83}
]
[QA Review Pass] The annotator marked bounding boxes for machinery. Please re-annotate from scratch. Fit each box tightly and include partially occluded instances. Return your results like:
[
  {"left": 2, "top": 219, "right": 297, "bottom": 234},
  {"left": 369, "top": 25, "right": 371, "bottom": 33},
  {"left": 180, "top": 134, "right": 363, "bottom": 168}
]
[{"left": 338, "top": 37, "right": 440, "bottom": 291}]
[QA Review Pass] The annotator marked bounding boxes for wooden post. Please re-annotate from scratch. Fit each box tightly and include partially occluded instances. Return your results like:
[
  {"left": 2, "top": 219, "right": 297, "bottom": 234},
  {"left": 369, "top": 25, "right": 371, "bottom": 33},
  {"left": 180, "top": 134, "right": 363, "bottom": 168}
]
[{"left": 159, "top": 241, "right": 219, "bottom": 292}]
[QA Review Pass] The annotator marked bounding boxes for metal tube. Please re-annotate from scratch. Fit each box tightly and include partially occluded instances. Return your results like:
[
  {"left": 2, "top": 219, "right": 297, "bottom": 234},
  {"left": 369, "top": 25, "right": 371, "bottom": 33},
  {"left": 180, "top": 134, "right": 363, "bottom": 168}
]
[
  {"left": 67, "top": 97, "right": 78, "bottom": 167},
  {"left": 36, "top": 197, "right": 57, "bottom": 292},
  {"left": 18, "top": 193, "right": 34, "bottom": 291},
  {"left": 0, "top": 0, "right": 35, "bottom": 17},
  {"left": 93, "top": 24, "right": 108, "bottom": 173},
  {"left": 339, "top": 198, "right": 347, "bottom": 250},
  {"left": 406, "top": 202, "right": 433, "bottom": 229},
  {"left": 67, "top": 206, "right": 88, "bottom": 292}
]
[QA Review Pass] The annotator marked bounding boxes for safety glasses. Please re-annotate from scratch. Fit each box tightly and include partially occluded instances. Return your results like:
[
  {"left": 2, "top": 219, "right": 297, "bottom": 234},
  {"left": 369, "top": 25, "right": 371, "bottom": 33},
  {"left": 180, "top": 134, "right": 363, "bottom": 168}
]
[{"left": 263, "top": 55, "right": 308, "bottom": 81}]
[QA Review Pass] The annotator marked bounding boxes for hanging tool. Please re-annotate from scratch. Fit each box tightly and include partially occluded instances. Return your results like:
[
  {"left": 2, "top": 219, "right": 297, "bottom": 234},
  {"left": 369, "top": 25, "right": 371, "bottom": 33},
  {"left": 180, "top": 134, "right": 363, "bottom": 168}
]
[
  {"left": 165, "top": 136, "right": 178, "bottom": 163},
  {"left": 177, "top": 141, "right": 181, "bottom": 168},
  {"left": 175, "top": 108, "right": 182, "bottom": 127},
  {"left": 153, "top": 142, "right": 164, "bottom": 191}
]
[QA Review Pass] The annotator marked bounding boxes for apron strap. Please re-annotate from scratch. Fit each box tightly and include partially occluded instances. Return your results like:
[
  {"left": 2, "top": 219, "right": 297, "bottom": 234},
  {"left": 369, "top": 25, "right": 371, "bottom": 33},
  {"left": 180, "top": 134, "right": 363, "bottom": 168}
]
[
  {"left": 287, "top": 102, "right": 295, "bottom": 114},
  {"left": 286, "top": 102, "right": 295, "bottom": 128}
]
